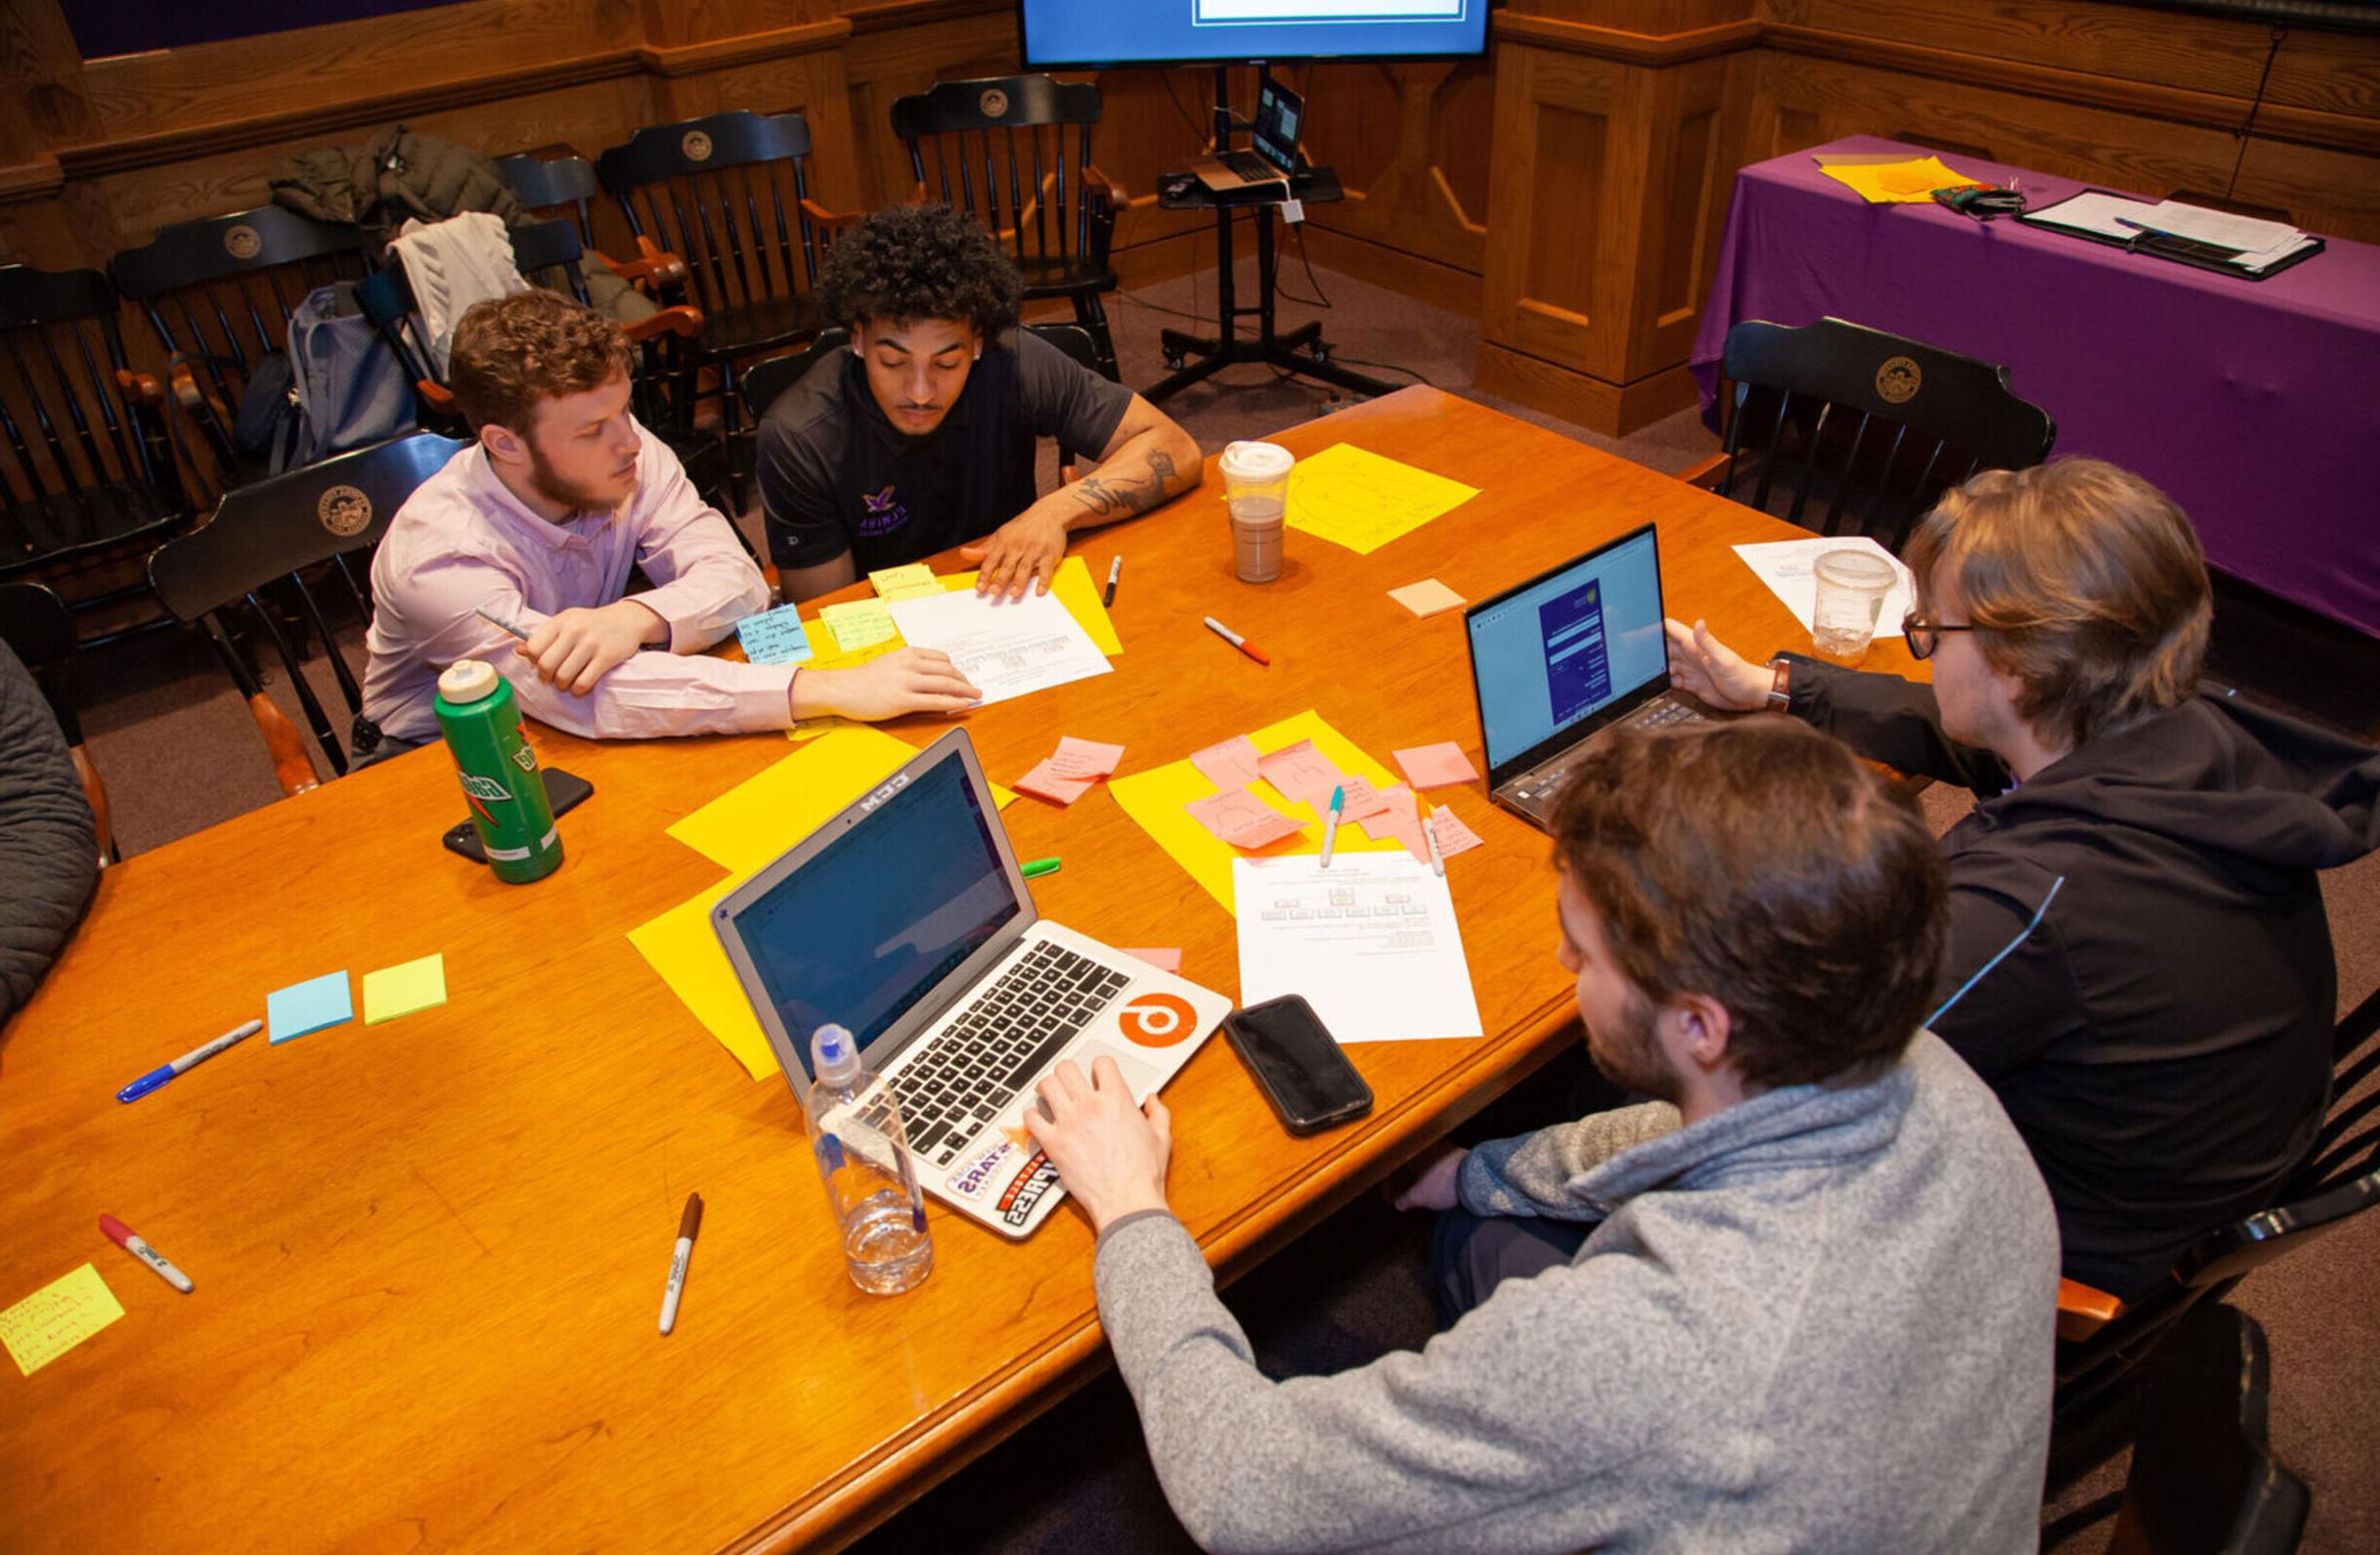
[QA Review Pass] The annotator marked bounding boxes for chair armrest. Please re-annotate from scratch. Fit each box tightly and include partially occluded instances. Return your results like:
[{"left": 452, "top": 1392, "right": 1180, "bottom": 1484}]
[
  {"left": 2056, "top": 1277, "right": 2123, "bottom": 1343},
  {"left": 1083, "top": 161, "right": 1128, "bottom": 210},
  {"left": 113, "top": 368, "right": 166, "bottom": 407},
  {"left": 1674, "top": 452, "right": 1729, "bottom": 490},
  {"left": 416, "top": 379, "right": 460, "bottom": 419},
  {"left": 246, "top": 692, "right": 320, "bottom": 797},
  {"left": 70, "top": 743, "right": 113, "bottom": 866},
  {"left": 626, "top": 304, "right": 704, "bottom": 344},
  {"left": 802, "top": 199, "right": 866, "bottom": 246},
  {"left": 600, "top": 238, "right": 689, "bottom": 292}
]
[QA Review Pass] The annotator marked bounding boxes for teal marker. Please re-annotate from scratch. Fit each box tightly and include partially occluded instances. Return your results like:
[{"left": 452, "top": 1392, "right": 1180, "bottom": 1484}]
[{"left": 1021, "top": 857, "right": 1062, "bottom": 879}]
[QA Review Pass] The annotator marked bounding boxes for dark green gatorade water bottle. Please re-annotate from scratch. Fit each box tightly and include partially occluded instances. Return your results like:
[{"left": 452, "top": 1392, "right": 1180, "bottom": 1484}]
[{"left": 434, "top": 659, "right": 562, "bottom": 884}]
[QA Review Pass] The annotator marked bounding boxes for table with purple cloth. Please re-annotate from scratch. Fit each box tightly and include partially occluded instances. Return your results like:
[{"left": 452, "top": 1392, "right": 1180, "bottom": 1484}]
[{"left": 1692, "top": 135, "right": 2380, "bottom": 638}]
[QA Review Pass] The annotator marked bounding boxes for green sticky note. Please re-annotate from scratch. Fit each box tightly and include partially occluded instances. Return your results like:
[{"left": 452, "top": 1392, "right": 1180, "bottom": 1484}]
[{"left": 361, "top": 954, "right": 448, "bottom": 1025}]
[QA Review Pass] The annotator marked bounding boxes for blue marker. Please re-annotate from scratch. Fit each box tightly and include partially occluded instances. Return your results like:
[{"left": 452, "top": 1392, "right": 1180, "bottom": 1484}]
[{"left": 117, "top": 1018, "right": 262, "bottom": 1103}]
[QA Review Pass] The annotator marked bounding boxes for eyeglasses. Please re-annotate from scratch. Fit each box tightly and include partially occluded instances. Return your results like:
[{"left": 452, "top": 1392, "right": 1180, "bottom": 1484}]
[{"left": 1902, "top": 611, "right": 1986, "bottom": 660}]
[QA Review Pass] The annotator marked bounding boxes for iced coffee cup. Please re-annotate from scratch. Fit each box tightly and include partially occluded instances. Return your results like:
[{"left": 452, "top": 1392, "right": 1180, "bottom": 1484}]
[{"left": 1219, "top": 440, "right": 1294, "bottom": 584}]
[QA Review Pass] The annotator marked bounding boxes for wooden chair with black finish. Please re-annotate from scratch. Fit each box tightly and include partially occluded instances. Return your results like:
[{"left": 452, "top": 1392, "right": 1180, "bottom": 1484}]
[
  {"left": 1680, "top": 316, "right": 2056, "bottom": 554},
  {"left": 106, "top": 205, "right": 374, "bottom": 501},
  {"left": 494, "top": 154, "right": 692, "bottom": 304},
  {"left": 890, "top": 74, "right": 1125, "bottom": 381},
  {"left": 2046, "top": 982, "right": 2380, "bottom": 1495},
  {"left": 0, "top": 264, "right": 194, "bottom": 648},
  {"left": 595, "top": 110, "right": 856, "bottom": 500},
  {"left": 0, "top": 579, "right": 113, "bottom": 864},
  {"left": 146, "top": 431, "right": 467, "bottom": 795}
]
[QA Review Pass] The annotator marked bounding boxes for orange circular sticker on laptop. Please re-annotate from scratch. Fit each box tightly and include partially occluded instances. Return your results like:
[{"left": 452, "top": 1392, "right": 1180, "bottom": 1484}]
[{"left": 1118, "top": 993, "right": 1197, "bottom": 1047}]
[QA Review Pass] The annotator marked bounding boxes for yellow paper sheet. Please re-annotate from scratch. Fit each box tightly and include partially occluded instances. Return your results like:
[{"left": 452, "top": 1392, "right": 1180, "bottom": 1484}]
[
  {"left": 940, "top": 554, "right": 1124, "bottom": 655},
  {"left": 361, "top": 954, "right": 448, "bottom": 1025},
  {"left": 818, "top": 600, "right": 898, "bottom": 652},
  {"left": 868, "top": 563, "right": 943, "bottom": 600},
  {"left": 1284, "top": 442, "right": 1480, "bottom": 556},
  {"left": 1108, "top": 709, "right": 1410, "bottom": 914},
  {"left": 2, "top": 1264, "right": 124, "bottom": 1376},
  {"left": 1816, "top": 156, "right": 1980, "bottom": 204},
  {"left": 639, "top": 728, "right": 1017, "bottom": 1079}
]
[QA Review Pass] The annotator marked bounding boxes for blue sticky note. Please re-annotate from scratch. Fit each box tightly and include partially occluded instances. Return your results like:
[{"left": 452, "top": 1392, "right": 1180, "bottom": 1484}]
[
  {"left": 267, "top": 971, "right": 354, "bottom": 1044},
  {"left": 735, "top": 605, "right": 815, "bottom": 667}
]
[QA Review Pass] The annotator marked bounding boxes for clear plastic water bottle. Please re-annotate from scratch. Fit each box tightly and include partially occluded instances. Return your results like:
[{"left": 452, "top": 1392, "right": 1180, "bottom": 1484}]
[{"left": 805, "top": 1024, "right": 934, "bottom": 1295}]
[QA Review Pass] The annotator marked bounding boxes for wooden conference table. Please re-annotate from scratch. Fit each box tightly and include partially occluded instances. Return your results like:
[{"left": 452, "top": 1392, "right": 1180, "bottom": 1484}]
[{"left": 0, "top": 387, "right": 1918, "bottom": 1552}]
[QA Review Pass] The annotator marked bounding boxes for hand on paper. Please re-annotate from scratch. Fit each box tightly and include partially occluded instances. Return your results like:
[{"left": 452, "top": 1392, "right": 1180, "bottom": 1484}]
[
  {"left": 1390, "top": 1144, "right": 1470, "bottom": 1213},
  {"left": 962, "top": 507, "right": 1069, "bottom": 599},
  {"left": 1662, "top": 617, "right": 1771, "bottom": 711},
  {"left": 1025, "top": 1056, "right": 1173, "bottom": 1233},
  {"left": 521, "top": 600, "right": 665, "bottom": 695},
  {"left": 794, "top": 645, "right": 982, "bottom": 722}
]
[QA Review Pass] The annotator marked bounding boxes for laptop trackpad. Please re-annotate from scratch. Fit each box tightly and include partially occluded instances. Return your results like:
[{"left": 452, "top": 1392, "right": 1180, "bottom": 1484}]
[{"left": 1073, "top": 1041, "right": 1165, "bottom": 1104}]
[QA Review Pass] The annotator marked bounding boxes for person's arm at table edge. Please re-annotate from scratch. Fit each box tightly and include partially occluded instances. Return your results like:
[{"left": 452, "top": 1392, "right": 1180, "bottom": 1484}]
[
  {"left": 966, "top": 394, "right": 1202, "bottom": 599},
  {"left": 617, "top": 426, "right": 774, "bottom": 650}
]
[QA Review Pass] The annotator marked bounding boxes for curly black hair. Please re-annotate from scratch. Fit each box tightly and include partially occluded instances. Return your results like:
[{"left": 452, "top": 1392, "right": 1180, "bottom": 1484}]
[{"left": 818, "top": 202, "right": 1024, "bottom": 335}]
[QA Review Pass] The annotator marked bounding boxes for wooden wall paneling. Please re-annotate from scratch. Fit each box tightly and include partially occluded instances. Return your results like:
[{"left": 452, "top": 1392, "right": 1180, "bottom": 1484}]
[
  {"left": 1622, "top": 50, "right": 1735, "bottom": 378},
  {"left": 1297, "top": 61, "right": 1492, "bottom": 280},
  {"left": 677, "top": 45, "right": 866, "bottom": 209},
  {"left": 1768, "top": 0, "right": 2282, "bottom": 100},
  {"left": 840, "top": 3, "right": 1021, "bottom": 210},
  {"left": 1481, "top": 44, "right": 1625, "bottom": 375},
  {"left": 2265, "top": 27, "right": 2380, "bottom": 119}
]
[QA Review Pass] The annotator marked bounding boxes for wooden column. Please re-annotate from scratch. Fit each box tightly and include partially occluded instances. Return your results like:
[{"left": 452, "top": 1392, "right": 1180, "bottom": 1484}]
[{"left": 1475, "top": 1, "right": 1755, "bottom": 436}]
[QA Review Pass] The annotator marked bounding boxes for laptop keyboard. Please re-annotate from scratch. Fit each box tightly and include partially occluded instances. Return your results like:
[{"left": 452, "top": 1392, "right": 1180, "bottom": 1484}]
[
  {"left": 1512, "top": 700, "right": 1704, "bottom": 803},
  {"left": 888, "top": 942, "right": 1132, "bottom": 1170},
  {"left": 1215, "top": 150, "right": 1281, "bottom": 181}
]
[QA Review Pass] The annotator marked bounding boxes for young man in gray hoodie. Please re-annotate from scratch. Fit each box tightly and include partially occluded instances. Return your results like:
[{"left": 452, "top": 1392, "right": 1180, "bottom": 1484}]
[{"left": 1026, "top": 718, "right": 2059, "bottom": 1554}]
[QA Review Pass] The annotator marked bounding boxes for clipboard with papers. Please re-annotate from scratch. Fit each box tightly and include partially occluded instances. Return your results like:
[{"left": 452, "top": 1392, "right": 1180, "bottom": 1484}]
[{"left": 2016, "top": 189, "right": 2325, "bottom": 282}]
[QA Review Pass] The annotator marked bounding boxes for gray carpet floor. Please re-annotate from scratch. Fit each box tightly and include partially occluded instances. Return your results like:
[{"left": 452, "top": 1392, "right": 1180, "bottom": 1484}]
[{"left": 64, "top": 257, "right": 2380, "bottom": 1553}]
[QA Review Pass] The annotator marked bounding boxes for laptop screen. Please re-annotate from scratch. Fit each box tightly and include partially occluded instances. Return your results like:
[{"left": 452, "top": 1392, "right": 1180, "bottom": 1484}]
[
  {"left": 727, "top": 754, "right": 1021, "bottom": 1079},
  {"left": 1467, "top": 525, "right": 1670, "bottom": 776},
  {"left": 1252, "top": 82, "right": 1301, "bottom": 175}
]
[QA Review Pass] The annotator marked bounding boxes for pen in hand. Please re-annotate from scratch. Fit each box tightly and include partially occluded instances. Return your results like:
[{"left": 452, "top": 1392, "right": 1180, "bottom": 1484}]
[
  {"left": 474, "top": 605, "right": 533, "bottom": 642},
  {"left": 659, "top": 1192, "right": 702, "bottom": 1336}
]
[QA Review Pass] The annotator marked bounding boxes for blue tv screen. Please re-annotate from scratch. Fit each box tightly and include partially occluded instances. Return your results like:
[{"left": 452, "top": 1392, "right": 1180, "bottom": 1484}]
[{"left": 1018, "top": 0, "right": 1491, "bottom": 67}]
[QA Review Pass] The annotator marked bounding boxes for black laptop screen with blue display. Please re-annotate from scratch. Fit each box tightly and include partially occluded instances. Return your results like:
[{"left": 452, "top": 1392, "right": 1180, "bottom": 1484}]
[
  {"left": 730, "top": 756, "right": 1018, "bottom": 1078},
  {"left": 1465, "top": 523, "right": 1701, "bottom": 825}
]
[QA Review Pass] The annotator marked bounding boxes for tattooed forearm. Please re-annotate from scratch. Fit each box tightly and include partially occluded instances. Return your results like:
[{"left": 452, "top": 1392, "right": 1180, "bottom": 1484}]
[{"left": 1067, "top": 448, "right": 1182, "bottom": 519}]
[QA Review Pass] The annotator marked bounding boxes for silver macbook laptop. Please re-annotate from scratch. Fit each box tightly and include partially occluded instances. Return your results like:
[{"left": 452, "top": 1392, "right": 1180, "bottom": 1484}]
[
  {"left": 712, "top": 729, "right": 1231, "bottom": 1238},
  {"left": 1190, "top": 79, "right": 1302, "bottom": 194},
  {"left": 1465, "top": 523, "right": 1711, "bottom": 828}
]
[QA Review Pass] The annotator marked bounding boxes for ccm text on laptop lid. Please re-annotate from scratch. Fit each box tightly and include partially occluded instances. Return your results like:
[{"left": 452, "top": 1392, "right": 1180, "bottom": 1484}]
[{"left": 1466, "top": 522, "right": 1672, "bottom": 787}]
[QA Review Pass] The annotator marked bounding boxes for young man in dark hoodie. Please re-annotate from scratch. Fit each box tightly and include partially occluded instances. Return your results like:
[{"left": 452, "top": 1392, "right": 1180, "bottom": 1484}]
[{"left": 1666, "top": 456, "right": 2380, "bottom": 1300}]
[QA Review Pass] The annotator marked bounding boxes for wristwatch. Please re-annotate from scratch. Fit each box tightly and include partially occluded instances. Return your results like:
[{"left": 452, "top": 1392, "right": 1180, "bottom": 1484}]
[{"left": 1765, "top": 656, "right": 1793, "bottom": 711}]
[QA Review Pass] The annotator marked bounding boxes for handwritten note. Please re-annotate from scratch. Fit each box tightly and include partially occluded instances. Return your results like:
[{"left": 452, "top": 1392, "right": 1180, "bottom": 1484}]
[
  {"left": 1017, "top": 737, "right": 1125, "bottom": 806},
  {"left": 1336, "top": 775, "right": 1393, "bottom": 822},
  {"left": 361, "top": 954, "right": 448, "bottom": 1025},
  {"left": 1286, "top": 442, "right": 1480, "bottom": 556},
  {"left": 2, "top": 1265, "right": 124, "bottom": 1376},
  {"left": 819, "top": 600, "right": 899, "bottom": 653},
  {"left": 1388, "top": 578, "right": 1466, "bottom": 618},
  {"left": 1256, "top": 738, "right": 1342, "bottom": 808},
  {"left": 1394, "top": 742, "right": 1481, "bottom": 790},
  {"left": 868, "top": 564, "right": 943, "bottom": 600},
  {"left": 1186, "top": 790, "right": 1305, "bottom": 850},
  {"left": 734, "top": 605, "right": 816, "bottom": 667},
  {"left": 1430, "top": 804, "right": 1484, "bottom": 860},
  {"left": 1358, "top": 783, "right": 1432, "bottom": 863},
  {"left": 1190, "top": 734, "right": 1262, "bottom": 790}
]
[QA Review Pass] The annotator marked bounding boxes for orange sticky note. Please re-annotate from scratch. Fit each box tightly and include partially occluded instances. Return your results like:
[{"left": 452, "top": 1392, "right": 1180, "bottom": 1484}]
[
  {"left": 1394, "top": 742, "right": 1480, "bottom": 790},
  {"left": 1186, "top": 790, "right": 1305, "bottom": 849},
  {"left": 1121, "top": 948, "right": 1182, "bottom": 973},
  {"left": 1430, "top": 804, "right": 1484, "bottom": 861},
  {"left": 1388, "top": 578, "right": 1466, "bottom": 618}
]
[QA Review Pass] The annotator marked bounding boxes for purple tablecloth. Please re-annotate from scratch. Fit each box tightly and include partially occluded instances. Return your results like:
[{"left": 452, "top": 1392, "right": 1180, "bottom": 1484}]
[{"left": 1692, "top": 136, "right": 2380, "bottom": 638}]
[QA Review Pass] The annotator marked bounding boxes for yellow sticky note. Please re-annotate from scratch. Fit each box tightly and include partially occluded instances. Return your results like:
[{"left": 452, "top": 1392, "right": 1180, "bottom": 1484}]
[
  {"left": 643, "top": 729, "right": 1018, "bottom": 1078},
  {"left": 942, "top": 554, "right": 1123, "bottom": 655},
  {"left": 819, "top": 600, "right": 899, "bottom": 652},
  {"left": 868, "top": 564, "right": 943, "bottom": 600},
  {"left": 361, "top": 954, "right": 448, "bottom": 1025},
  {"left": 2, "top": 1264, "right": 125, "bottom": 1376},
  {"left": 1109, "top": 710, "right": 1410, "bottom": 914},
  {"left": 1286, "top": 443, "right": 1479, "bottom": 556}
]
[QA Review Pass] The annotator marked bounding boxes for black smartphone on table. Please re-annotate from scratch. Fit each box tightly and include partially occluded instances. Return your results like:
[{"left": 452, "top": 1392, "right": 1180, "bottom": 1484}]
[
  {"left": 1222, "top": 994, "right": 1373, "bottom": 1135},
  {"left": 440, "top": 767, "right": 595, "bottom": 863}
]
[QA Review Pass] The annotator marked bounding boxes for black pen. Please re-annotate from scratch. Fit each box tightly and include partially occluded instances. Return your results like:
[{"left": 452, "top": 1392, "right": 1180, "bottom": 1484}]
[{"left": 1103, "top": 555, "right": 1123, "bottom": 607}]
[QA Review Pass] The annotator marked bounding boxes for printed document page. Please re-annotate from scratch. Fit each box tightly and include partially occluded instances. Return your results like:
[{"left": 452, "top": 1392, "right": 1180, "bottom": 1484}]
[
  {"left": 1234, "top": 853, "right": 1483, "bottom": 1043},
  {"left": 1732, "top": 536, "right": 1916, "bottom": 635},
  {"left": 886, "top": 586, "right": 1113, "bottom": 707}
]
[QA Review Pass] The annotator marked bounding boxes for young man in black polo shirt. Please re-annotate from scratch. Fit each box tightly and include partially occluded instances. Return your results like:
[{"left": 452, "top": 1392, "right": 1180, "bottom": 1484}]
[{"left": 756, "top": 202, "right": 1202, "bottom": 602}]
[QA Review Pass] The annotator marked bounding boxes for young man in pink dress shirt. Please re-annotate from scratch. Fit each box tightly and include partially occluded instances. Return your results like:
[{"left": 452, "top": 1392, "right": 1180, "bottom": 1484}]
[{"left": 361, "top": 290, "right": 980, "bottom": 755}]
